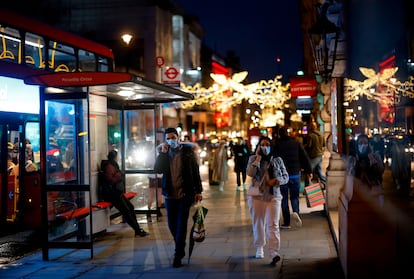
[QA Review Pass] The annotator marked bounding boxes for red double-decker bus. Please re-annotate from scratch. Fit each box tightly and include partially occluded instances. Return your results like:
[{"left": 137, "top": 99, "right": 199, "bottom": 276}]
[
  {"left": 0, "top": 9, "right": 114, "bottom": 79},
  {"left": 0, "top": 9, "right": 117, "bottom": 229}
]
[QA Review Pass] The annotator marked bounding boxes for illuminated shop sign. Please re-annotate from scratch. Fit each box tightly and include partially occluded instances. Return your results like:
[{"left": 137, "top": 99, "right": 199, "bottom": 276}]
[
  {"left": 0, "top": 76, "right": 39, "bottom": 114},
  {"left": 290, "top": 77, "right": 317, "bottom": 97}
]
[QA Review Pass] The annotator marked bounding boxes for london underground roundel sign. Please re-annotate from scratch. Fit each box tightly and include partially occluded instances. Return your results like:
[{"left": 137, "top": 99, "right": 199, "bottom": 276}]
[{"left": 162, "top": 66, "right": 181, "bottom": 86}]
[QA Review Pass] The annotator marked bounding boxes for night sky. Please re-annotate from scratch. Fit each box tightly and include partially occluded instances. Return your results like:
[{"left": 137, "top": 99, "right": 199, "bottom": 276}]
[{"left": 173, "top": 0, "right": 303, "bottom": 83}]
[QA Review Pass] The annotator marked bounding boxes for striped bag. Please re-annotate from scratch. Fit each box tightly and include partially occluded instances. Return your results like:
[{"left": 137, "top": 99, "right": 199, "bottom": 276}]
[{"left": 304, "top": 183, "right": 326, "bottom": 208}]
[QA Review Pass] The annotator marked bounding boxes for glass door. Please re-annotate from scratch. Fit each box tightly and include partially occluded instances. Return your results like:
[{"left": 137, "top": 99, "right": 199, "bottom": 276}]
[
  {"left": 40, "top": 89, "right": 92, "bottom": 260},
  {"left": 0, "top": 117, "right": 41, "bottom": 230}
]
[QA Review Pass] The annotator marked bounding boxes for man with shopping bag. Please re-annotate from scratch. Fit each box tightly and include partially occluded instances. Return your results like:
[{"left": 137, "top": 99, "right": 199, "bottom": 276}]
[{"left": 154, "top": 127, "right": 203, "bottom": 268}]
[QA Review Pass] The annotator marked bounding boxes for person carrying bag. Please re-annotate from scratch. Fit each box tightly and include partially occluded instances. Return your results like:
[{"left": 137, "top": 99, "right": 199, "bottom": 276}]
[{"left": 246, "top": 136, "right": 289, "bottom": 266}]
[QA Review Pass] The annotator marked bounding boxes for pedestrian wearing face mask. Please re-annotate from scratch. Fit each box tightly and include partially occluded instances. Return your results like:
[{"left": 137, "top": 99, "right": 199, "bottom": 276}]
[
  {"left": 273, "top": 127, "right": 312, "bottom": 229},
  {"left": 246, "top": 136, "right": 289, "bottom": 266},
  {"left": 347, "top": 134, "right": 384, "bottom": 188},
  {"left": 154, "top": 127, "right": 203, "bottom": 268}
]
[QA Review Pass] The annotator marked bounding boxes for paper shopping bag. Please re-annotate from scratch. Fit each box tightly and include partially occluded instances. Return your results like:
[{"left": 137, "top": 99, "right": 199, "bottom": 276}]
[{"left": 304, "top": 183, "right": 325, "bottom": 208}]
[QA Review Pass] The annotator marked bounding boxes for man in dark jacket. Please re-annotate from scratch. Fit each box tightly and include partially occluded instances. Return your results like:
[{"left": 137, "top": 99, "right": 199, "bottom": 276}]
[
  {"left": 273, "top": 127, "right": 312, "bottom": 229},
  {"left": 154, "top": 127, "right": 203, "bottom": 268}
]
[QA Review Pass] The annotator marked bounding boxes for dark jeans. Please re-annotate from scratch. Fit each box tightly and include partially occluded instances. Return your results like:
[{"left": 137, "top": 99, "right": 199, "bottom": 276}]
[
  {"left": 105, "top": 191, "right": 141, "bottom": 233},
  {"left": 165, "top": 196, "right": 192, "bottom": 259},
  {"left": 280, "top": 175, "right": 301, "bottom": 226},
  {"left": 235, "top": 170, "right": 247, "bottom": 186}
]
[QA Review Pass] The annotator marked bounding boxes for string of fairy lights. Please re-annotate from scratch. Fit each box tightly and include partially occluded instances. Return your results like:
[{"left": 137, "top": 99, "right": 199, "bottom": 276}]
[{"left": 178, "top": 68, "right": 413, "bottom": 111}]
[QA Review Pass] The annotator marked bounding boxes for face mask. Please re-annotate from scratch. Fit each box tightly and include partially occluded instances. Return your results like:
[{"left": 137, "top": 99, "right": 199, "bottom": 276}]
[
  {"left": 261, "top": 146, "right": 271, "bottom": 155},
  {"left": 358, "top": 144, "right": 368, "bottom": 154},
  {"left": 167, "top": 139, "right": 179, "bottom": 149}
]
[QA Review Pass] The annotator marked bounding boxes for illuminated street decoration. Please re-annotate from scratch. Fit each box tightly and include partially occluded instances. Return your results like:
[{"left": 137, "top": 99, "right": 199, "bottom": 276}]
[
  {"left": 344, "top": 67, "right": 414, "bottom": 105},
  {"left": 180, "top": 71, "right": 290, "bottom": 110}
]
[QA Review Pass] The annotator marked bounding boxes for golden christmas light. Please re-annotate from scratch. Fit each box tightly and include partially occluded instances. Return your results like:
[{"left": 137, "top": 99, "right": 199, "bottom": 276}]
[
  {"left": 344, "top": 67, "right": 414, "bottom": 105},
  {"left": 180, "top": 71, "right": 290, "bottom": 110}
]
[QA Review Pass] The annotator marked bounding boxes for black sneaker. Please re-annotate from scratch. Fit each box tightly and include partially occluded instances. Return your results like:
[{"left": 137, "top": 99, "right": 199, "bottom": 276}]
[
  {"left": 172, "top": 257, "right": 182, "bottom": 268},
  {"left": 135, "top": 229, "right": 149, "bottom": 237},
  {"left": 270, "top": 255, "right": 281, "bottom": 267}
]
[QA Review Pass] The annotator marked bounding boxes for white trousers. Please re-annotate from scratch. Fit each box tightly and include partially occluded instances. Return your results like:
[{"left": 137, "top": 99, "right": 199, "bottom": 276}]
[{"left": 247, "top": 196, "right": 281, "bottom": 258}]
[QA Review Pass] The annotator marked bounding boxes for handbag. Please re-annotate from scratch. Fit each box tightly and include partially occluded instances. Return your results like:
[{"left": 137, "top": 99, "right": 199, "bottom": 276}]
[
  {"left": 304, "top": 183, "right": 326, "bottom": 208},
  {"left": 247, "top": 173, "right": 266, "bottom": 196}
]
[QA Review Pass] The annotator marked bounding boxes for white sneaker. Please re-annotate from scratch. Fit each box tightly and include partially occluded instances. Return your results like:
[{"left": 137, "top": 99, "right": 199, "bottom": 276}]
[
  {"left": 292, "top": 212, "right": 302, "bottom": 227},
  {"left": 255, "top": 247, "right": 264, "bottom": 259}
]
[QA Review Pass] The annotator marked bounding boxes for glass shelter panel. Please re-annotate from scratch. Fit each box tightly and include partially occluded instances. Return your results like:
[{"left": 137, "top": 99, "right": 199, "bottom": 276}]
[
  {"left": 107, "top": 109, "right": 121, "bottom": 151},
  {"left": 46, "top": 101, "right": 77, "bottom": 184},
  {"left": 44, "top": 98, "right": 91, "bottom": 248},
  {"left": 124, "top": 109, "right": 156, "bottom": 171}
]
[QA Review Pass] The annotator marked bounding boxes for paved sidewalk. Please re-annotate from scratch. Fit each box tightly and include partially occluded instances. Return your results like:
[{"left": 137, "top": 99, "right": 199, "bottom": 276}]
[{"left": 0, "top": 163, "right": 344, "bottom": 278}]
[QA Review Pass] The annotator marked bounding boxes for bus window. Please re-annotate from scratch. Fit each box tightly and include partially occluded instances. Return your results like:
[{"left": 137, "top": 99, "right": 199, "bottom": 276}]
[
  {"left": 97, "top": 56, "right": 110, "bottom": 72},
  {"left": 78, "top": 49, "right": 96, "bottom": 71},
  {"left": 48, "top": 40, "right": 75, "bottom": 72},
  {"left": 25, "top": 32, "right": 45, "bottom": 69},
  {"left": 0, "top": 26, "right": 20, "bottom": 62}
]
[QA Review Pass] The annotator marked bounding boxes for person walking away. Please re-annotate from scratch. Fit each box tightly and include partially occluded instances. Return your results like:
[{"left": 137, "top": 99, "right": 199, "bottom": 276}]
[
  {"left": 100, "top": 150, "right": 149, "bottom": 237},
  {"left": 246, "top": 136, "right": 289, "bottom": 266},
  {"left": 154, "top": 127, "right": 203, "bottom": 268},
  {"left": 211, "top": 140, "right": 229, "bottom": 191},
  {"left": 303, "top": 121, "right": 327, "bottom": 188},
  {"left": 231, "top": 137, "right": 250, "bottom": 192},
  {"left": 273, "top": 127, "right": 312, "bottom": 229},
  {"left": 346, "top": 134, "right": 385, "bottom": 204}
]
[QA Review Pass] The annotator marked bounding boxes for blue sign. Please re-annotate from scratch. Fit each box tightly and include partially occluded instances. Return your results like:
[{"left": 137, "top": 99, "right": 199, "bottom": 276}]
[{"left": 296, "top": 97, "right": 313, "bottom": 110}]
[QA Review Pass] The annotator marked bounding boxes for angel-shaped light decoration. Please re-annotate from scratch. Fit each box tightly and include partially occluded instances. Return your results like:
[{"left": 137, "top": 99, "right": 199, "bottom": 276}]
[
  {"left": 344, "top": 67, "right": 399, "bottom": 105},
  {"left": 179, "top": 71, "right": 290, "bottom": 110}
]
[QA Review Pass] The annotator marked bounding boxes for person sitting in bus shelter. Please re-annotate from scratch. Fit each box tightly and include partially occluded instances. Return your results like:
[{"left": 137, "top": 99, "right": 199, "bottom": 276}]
[{"left": 100, "top": 150, "right": 149, "bottom": 237}]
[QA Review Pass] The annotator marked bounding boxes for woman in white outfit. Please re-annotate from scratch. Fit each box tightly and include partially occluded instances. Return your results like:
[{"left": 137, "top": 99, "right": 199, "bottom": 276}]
[{"left": 246, "top": 136, "right": 289, "bottom": 266}]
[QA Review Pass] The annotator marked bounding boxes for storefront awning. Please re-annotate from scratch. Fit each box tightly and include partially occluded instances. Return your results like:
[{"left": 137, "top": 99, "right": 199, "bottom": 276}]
[{"left": 24, "top": 71, "right": 193, "bottom": 106}]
